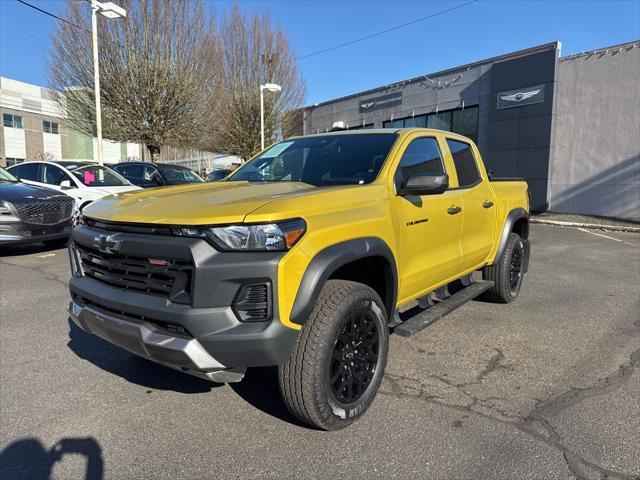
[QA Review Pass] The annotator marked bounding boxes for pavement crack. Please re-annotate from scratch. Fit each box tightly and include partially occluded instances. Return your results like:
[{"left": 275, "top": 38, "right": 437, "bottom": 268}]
[
  {"left": 474, "top": 348, "right": 513, "bottom": 383},
  {"left": 0, "top": 260, "right": 69, "bottom": 288},
  {"left": 529, "top": 347, "right": 639, "bottom": 420},
  {"left": 381, "top": 370, "right": 640, "bottom": 480},
  {"left": 564, "top": 451, "right": 590, "bottom": 480}
]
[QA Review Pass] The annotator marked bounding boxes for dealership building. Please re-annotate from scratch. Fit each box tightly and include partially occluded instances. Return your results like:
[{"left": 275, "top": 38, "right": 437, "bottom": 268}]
[{"left": 296, "top": 40, "right": 639, "bottom": 219}]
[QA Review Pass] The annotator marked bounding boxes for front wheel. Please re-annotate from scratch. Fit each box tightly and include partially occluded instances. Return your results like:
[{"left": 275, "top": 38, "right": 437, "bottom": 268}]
[
  {"left": 278, "top": 280, "right": 389, "bottom": 430},
  {"left": 483, "top": 232, "right": 525, "bottom": 303}
]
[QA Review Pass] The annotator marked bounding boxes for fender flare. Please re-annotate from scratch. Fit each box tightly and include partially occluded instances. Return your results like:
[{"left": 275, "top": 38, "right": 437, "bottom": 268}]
[
  {"left": 290, "top": 237, "right": 398, "bottom": 325},
  {"left": 492, "top": 207, "right": 529, "bottom": 266}
]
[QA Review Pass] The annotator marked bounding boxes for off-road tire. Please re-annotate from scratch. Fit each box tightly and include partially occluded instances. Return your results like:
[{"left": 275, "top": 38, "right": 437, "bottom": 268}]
[
  {"left": 278, "top": 280, "right": 389, "bottom": 431},
  {"left": 483, "top": 232, "right": 525, "bottom": 303}
]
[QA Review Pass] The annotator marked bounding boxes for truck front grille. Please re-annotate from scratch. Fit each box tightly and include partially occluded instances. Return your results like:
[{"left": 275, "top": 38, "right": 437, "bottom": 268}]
[
  {"left": 75, "top": 243, "right": 192, "bottom": 298},
  {"left": 14, "top": 198, "right": 74, "bottom": 225}
]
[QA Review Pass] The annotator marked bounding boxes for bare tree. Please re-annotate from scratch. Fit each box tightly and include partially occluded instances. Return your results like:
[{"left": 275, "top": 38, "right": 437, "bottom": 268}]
[
  {"left": 48, "top": 0, "right": 217, "bottom": 158},
  {"left": 207, "top": 6, "right": 306, "bottom": 161},
  {"left": 29, "top": 151, "right": 57, "bottom": 161}
]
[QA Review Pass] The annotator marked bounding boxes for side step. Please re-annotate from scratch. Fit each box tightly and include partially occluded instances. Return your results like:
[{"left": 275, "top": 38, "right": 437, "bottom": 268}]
[{"left": 393, "top": 280, "right": 494, "bottom": 337}]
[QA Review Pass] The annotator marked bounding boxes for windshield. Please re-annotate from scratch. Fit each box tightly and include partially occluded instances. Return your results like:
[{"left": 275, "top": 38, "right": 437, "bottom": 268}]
[
  {"left": 227, "top": 133, "right": 398, "bottom": 186},
  {"left": 0, "top": 167, "right": 19, "bottom": 183},
  {"left": 71, "top": 165, "right": 130, "bottom": 187},
  {"left": 158, "top": 166, "right": 204, "bottom": 184}
]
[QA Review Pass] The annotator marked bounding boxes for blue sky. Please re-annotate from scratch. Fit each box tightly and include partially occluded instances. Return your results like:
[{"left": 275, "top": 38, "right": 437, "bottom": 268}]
[{"left": 1, "top": 0, "right": 639, "bottom": 105}]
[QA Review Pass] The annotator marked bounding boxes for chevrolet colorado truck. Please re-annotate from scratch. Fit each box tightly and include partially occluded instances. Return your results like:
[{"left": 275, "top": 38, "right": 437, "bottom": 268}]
[{"left": 67, "top": 128, "right": 530, "bottom": 430}]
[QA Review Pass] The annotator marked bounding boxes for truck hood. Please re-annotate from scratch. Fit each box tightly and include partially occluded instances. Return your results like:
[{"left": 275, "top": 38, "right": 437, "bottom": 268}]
[{"left": 82, "top": 181, "right": 317, "bottom": 225}]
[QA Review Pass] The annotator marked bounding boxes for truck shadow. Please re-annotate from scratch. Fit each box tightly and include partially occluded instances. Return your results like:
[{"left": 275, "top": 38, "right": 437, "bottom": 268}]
[
  {"left": 229, "top": 367, "right": 319, "bottom": 430},
  {"left": 0, "top": 241, "right": 68, "bottom": 257},
  {"left": 0, "top": 436, "right": 103, "bottom": 480},
  {"left": 66, "top": 318, "right": 221, "bottom": 394},
  {"left": 67, "top": 319, "right": 312, "bottom": 427}
]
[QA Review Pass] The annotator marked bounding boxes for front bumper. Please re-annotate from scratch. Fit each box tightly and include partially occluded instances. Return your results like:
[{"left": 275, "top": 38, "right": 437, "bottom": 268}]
[
  {"left": 68, "top": 223, "right": 299, "bottom": 381},
  {"left": 0, "top": 220, "right": 72, "bottom": 245},
  {"left": 68, "top": 300, "right": 245, "bottom": 382}
]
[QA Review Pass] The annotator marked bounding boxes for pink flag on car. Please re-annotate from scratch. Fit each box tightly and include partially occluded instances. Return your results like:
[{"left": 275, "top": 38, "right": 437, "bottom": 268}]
[{"left": 84, "top": 170, "right": 95, "bottom": 184}]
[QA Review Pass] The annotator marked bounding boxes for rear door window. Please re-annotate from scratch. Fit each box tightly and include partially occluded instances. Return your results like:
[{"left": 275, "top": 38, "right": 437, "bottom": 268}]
[
  {"left": 10, "top": 162, "right": 40, "bottom": 181},
  {"left": 113, "top": 164, "right": 144, "bottom": 183},
  {"left": 446, "top": 139, "right": 481, "bottom": 187}
]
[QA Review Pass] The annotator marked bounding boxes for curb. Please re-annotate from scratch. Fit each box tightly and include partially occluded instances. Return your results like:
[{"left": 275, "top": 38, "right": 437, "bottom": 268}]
[{"left": 530, "top": 218, "right": 640, "bottom": 233}]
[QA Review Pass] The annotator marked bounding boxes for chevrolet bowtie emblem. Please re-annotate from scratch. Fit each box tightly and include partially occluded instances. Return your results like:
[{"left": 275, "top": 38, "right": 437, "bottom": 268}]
[{"left": 93, "top": 233, "right": 122, "bottom": 254}]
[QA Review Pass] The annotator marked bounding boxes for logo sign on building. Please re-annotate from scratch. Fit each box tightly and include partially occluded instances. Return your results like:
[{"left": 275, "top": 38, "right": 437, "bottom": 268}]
[
  {"left": 359, "top": 92, "right": 402, "bottom": 114},
  {"left": 497, "top": 84, "right": 545, "bottom": 109}
]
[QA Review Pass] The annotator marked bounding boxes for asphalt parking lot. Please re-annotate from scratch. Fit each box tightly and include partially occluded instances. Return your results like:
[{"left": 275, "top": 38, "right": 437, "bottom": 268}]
[{"left": 1, "top": 224, "right": 638, "bottom": 480}]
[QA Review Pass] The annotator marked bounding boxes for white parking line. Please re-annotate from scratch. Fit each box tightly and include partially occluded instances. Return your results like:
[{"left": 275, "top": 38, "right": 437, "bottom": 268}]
[
  {"left": 577, "top": 228, "right": 636, "bottom": 247},
  {"left": 37, "top": 253, "right": 56, "bottom": 258}
]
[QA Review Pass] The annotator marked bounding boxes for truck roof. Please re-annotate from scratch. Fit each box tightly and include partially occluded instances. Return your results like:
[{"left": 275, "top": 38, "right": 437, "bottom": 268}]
[{"left": 297, "top": 128, "right": 472, "bottom": 141}]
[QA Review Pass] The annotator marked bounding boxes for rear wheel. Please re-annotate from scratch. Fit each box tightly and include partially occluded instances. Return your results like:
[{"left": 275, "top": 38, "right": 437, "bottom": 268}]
[
  {"left": 278, "top": 280, "right": 389, "bottom": 430},
  {"left": 483, "top": 232, "right": 525, "bottom": 303}
]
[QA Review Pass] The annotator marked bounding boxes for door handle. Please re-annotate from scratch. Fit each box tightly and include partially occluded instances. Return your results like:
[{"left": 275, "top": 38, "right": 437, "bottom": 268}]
[
  {"left": 447, "top": 206, "right": 462, "bottom": 215},
  {"left": 483, "top": 201, "right": 494, "bottom": 208}
]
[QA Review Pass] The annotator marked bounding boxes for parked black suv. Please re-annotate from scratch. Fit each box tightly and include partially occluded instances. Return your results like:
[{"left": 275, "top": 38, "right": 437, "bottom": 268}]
[
  {"left": 0, "top": 167, "right": 74, "bottom": 246},
  {"left": 112, "top": 162, "right": 204, "bottom": 188}
]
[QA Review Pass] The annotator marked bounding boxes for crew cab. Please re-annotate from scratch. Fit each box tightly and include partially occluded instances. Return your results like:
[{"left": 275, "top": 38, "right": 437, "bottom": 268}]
[{"left": 67, "top": 129, "right": 530, "bottom": 430}]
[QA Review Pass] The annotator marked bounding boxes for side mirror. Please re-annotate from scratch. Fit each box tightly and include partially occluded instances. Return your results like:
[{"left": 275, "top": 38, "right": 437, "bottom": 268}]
[
  {"left": 397, "top": 174, "right": 449, "bottom": 196},
  {"left": 60, "top": 179, "right": 74, "bottom": 189}
]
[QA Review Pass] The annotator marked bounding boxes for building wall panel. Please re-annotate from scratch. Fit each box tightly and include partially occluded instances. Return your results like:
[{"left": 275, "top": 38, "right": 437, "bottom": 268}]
[
  {"left": 3, "top": 126, "right": 26, "bottom": 158},
  {"left": 549, "top": 44, "right": 640, "bottom": 219},
  {"left": 126, "top": 143, "right": 141, "bottom": 160},
  {"left": 43, "top": 132, "right": 62, "bottom": 159}
]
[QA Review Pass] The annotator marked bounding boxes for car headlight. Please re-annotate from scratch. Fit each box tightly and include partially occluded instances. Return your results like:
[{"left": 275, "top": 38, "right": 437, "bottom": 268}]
[
  {"left": 173, "top": 218, "right": 306, "bottom": 251},
  {"left": 0, "top": 200, "right": 16, "bottom": 216}
]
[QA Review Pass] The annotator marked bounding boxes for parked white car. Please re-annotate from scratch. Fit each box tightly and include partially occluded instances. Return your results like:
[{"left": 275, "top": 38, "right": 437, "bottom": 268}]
[{"left": 8, "top": 161, "right": 141, "bottom": 210}]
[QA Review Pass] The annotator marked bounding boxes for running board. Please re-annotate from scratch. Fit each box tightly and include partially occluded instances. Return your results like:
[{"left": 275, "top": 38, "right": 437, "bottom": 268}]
[{"left": 393, "top": 281, "right": 494, "bottom": 337}]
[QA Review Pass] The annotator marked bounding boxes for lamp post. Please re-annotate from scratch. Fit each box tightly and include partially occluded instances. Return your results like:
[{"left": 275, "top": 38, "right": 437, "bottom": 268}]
[
  {"left": 89, "top": 1, "right": 126, "bottom": 165},
  {"left": 260, "top": 83, "right": 282, "bottom": 150}
]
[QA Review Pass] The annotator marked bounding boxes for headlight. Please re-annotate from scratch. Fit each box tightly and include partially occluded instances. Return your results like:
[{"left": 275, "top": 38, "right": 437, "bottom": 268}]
[
  {"left": 173, "top": 218, "right": 306, "bottom": 251},
  {"left": 0, "top": 200, "right": 15, "bottom": 216}
]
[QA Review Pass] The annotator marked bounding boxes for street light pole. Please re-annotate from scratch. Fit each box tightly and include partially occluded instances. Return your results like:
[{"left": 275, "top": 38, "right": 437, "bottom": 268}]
[
  {"left": 260, "top": 86, "right": 265, "bottom": 151},
  {"left": 259, "top": 83, "right": 282, "bottom": 151},
  {"left": 87, "top": 0, "right": 126, "bottom": 166},
  {"left": 90, "top": 2, "right": 103, "bottom": 166}
]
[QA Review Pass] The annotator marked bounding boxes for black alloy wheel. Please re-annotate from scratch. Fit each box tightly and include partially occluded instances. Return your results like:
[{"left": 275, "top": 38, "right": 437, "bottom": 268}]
[
  {"left": 482, "top": 232, "right": 526, "bottom": 303},
  {"left": 509, "top": 241, "right": 523, "bottom": 294},
  {"left": 329, "top": 309, "right": 380, "bottom": 404}
]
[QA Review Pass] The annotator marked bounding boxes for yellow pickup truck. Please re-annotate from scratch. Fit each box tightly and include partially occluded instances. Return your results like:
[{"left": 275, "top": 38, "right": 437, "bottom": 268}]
[{"left": 68, "top": 128, "right": 529, "bottom": 430}]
